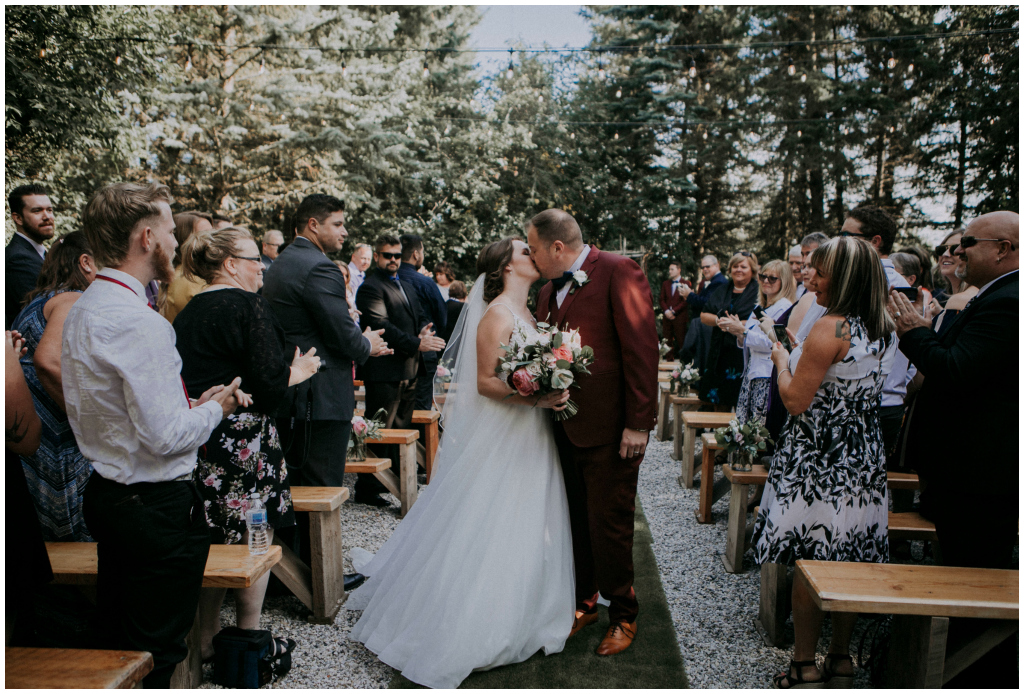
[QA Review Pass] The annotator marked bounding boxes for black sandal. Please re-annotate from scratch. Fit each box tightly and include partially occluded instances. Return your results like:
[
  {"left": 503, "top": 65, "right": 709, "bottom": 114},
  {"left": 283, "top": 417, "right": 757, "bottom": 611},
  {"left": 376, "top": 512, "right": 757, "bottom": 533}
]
[
  {"left": 268, "top": 636, "right": 296, "bottom": 658},
  {"left": 822, "top": 654, "right": 854, "bottom": 688},
  {"left": 773, "top": 660, "right": 824, "bottom": 689}
]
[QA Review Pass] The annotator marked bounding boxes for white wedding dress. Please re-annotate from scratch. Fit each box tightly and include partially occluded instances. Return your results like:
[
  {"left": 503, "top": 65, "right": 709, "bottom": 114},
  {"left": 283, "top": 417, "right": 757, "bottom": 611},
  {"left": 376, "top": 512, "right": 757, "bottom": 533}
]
[{"left": 347, "top": 279, "right": 574, "bottom": 689}]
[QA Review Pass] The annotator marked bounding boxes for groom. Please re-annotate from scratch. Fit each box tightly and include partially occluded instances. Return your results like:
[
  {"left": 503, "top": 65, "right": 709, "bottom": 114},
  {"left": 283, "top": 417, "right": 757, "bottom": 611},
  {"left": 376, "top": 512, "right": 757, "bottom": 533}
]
[{"left": 528, "top": 209, "right": 659, "bottom": 656}]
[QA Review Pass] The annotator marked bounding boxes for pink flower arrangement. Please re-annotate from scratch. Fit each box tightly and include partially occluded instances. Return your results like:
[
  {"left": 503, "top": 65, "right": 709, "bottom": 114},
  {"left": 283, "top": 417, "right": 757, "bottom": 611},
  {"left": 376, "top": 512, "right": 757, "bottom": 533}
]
[
  {"left": 551, "top": 344, "right": 574, "bottom": 363},
  {"left": 352, "top": 418, "right": 369, "bottom": 437},
  {"left": 511, "top": 368, "right": 541, "bottom": 396}
]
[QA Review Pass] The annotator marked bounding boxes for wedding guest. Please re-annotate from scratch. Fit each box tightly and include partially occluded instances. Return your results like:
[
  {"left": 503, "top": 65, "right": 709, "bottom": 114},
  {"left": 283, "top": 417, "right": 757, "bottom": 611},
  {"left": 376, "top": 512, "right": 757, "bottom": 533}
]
[
  {"left": 174, "top": 225, "right": 321, "bottom": 661},
  {"left": 439, "top": 280, "right": 467, "bottom": 343},
  {"left": 356, "top": 235, "right": 445, "bottom": 505},
  {"left": 787, "top": 232, "right": 829, "bottom": 335},
  {"left": 699, "top": 252, "right": 759, "bottom": 408},
  {"left": 897, "top": 244, "right": 936, "bottom": 294},
  {"left": 347, "top": 243, "right": 372, "bottom": 298},
  {"left": 754, "top": 237, "right": 896, "bottom": 688},
  {"left": 11, "top": 232, "right": 97, "bottom": 541},
  {"left": 398, "top": 234, "right": 448, "bottom": 410},
  {"left": 433, "top": 261, "right": 455, "bottom": 300},
  {"left": 335, "top": 260, "right": 361, "bottom": 321},
  {"left": 929, "top": 228, "right": 978, "bottom": 335},
  {"left": 7, "top": 329, "right": 53, "bottom": 646},
  {"left": 161, "top": 211, "right": 214, "bottom": 322},
  {"left": 787, "top": 244, "right": 804, "bottom": 297},
  {"left": 716, "top": 260, "right": 796, "bottom": 426},
  {"left": 658, "top": 261, "right": 690, "bottom": 357},
  {"left": 260, "top": 229, "right": 284, "bottom": 269},
  {"left": 211, "top": 212, "right": 232, "bottom": 229},
  {"left": 6, "top": 184, "right": 55, "bottom": 328},
  {"left": 889, "top": 251, "right": 933, "bottom": 317},
  {"left": 64, "top": 182, "right": 244, "bottom": 688},
  {"left": 677, "top": 254, "right": 726, "bottom": 367}
]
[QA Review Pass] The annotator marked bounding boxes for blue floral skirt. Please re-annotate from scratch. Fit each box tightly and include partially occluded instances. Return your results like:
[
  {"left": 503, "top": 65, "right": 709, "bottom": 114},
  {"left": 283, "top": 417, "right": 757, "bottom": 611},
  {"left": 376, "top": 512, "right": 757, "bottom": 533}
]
[{"left": 195, "top": 412, "right": 295, "bottom": 545}]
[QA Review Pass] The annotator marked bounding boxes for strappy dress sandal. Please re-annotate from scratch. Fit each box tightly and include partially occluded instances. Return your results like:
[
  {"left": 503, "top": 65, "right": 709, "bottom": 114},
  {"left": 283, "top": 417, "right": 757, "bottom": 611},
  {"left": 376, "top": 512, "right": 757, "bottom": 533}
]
[
  {"left": 269, "top": 636, "right": 297, "bottom": 657},
  {"left": 822, "top": 654, "right": 855, "bottom": 689},
  {"left": 773, "top": 660, "right": 824, "bottom": 689}
]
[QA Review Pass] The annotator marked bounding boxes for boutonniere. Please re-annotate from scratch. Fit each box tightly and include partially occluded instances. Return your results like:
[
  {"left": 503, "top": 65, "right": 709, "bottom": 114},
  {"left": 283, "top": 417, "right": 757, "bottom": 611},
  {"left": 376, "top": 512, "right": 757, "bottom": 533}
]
[{"left": 569, "top": 270, "right": 590, "bottom": 294}]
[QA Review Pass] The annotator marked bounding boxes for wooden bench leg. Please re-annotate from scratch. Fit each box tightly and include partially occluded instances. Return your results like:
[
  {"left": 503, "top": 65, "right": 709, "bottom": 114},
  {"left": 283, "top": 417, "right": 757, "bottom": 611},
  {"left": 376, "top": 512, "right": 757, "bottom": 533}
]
[
  {"left": 169, "top": 607, "right": 203, "bottom": 688},
  {"left": 308, "top": 507, "right": 345, "bottom": 624},
  {"left": 754, "top": 563, "right": 790, "bottom": 647},
  {"left": 886, "top": 615, "right": 949, "bottom": 688},
  {"left": 678, "top": 426, "right": 697, "bottom": 488},
  {"left": 671, "top": 403, "right": 683, "bottom": 461},
  {"left": 721, "top": 481, "right": 748, "bottom": 573},
  {"left": 656, "top": 389, "right": 671, "bottom": 441},
  {"left": 942, "top": 619, "right": 1019, "bottom": 685},
  {"left": 694, "top": 444, "right": 715, "bottom": 523},
  {"left": 399, "top": 442, "right": 417, "bottom": 517},
  {"left": 424, "top": 422, "right": 438, "bottom": 483},
  {"left": 270, "top": 538, "right": 314, "bottom": 612}
]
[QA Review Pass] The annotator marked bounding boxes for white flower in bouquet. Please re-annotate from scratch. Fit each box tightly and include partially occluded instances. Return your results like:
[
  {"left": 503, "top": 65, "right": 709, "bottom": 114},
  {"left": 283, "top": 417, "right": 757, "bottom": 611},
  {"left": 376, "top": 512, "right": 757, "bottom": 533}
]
[
  {"left": 525, "top": 361, "right": 544, "bottom": 379},
  {"left": 551, "top": 368, "right": 574, "bottom": 389}
]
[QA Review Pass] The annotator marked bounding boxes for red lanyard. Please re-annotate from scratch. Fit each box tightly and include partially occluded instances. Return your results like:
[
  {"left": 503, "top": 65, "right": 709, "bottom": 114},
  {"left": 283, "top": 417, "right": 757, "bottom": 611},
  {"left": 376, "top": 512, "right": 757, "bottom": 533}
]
[{"left": 96, "top": 274, "right": 190, "bottom": 408}]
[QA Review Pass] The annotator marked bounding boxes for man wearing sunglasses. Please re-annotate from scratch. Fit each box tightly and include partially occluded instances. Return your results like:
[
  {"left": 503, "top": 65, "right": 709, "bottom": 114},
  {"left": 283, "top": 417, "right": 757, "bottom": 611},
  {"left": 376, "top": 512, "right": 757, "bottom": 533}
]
[{"left": 677, "top": 255, "right": 726, "bottom": 365}]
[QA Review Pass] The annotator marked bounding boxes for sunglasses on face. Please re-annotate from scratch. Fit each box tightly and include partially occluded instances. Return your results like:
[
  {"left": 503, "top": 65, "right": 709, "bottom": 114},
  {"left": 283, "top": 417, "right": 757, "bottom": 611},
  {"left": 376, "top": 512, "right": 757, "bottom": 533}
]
[
  {"left": 757, "top": 274, "right": 780, "bottom": 283},
  {"left": 737, "top": 250, "right": 752, "bottom": 257},
  {"left": 379, "top": 252, "right": 401, "bottom": 260},
  {"left": 839, "top": 230, "right": 868, "bottom": 238},
  {"left": 933, "top": 243, "right": 958, "bottom": 258},
  {"left": 957, "top": 236, "right": 1015, "bottom": 251}
]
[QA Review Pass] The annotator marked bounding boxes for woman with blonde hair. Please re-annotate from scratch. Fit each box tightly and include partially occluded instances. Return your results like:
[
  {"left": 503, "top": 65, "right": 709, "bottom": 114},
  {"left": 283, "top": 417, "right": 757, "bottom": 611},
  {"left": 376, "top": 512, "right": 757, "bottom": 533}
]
[
  {"left": 173, "top": 226, "right": 321, "bottom": 660},
  {"left": 160, "top": 211, "right": 214, "bottom": 322},
  {"left": 929, "top": 228, "right": 978, "bottom": 335},
  {"left": 753, "top": 237, "right": 896, "bottom": 688},
  {"left": 717, "top": 259, "right": 796, "bottom": 426},
  {"left": 699, "top": 251, "right": 759, "bottom": 408}
]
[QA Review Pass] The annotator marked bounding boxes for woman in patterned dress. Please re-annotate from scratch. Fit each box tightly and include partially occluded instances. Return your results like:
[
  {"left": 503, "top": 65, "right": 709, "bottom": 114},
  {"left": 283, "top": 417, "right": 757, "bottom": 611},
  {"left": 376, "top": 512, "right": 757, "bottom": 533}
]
[
  {"left": 174, "top": 226, "right": 321, "bottom": 659},
  {"left": 752, "top": 237, "right": 896, "bottom": 688},
  {"left": 11, "top": 232, "right": 97, "bottom": 541}
]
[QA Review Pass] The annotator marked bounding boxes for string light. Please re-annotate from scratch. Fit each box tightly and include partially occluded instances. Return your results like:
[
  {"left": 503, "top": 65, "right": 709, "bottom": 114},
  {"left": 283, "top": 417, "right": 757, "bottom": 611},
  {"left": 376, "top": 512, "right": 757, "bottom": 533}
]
[
  {"left": 185, "top": 54, "right": 193, "bottom": 72},
  {"left": 907, "top": 61, "right": 914, "bottom": 73},
  {"left": 788, "top": 58, "right": 796, "bottom": 76},
  {"left": 39, "top": 48, "right": 46, "bottom": 58},
  {"left": 259, "top": 57, "right": 265, "bottom": 75},
  {"left": 613, "top": 132, "right": 618, "bottom": 140},
  {"left": 887, "top": 51, "right": 896, "bottom": 69},
  {"left": 249, "top": 101, "right": 255, "bottom": 111},
  {"left": 702, "top": 131, "right": 708, "bottom": 140},
  {"left": 423, "top": 59, "right": 430, "bottom": 78},
  {"left": 615, "top": 88, "right": 622, "bottom": 98},
  {"left": 538, "top": 95, "right": 544, "bottom": 103},
  {"left": 704, "top": 81, "right": 710, "bottom": 92},
  {"left": 115, "top": 53, "right": 122, "bottom": 66},
  {"left": 800, "top": 72, "right": 807, "bottom": 82},
  {"left": 341, "top": 60, "right": 347, "bottom": 77},
  {"left": 444, "top": 124, "right": 450, "bottom": 135},
  {"left": 982, "top": 45, "right": 992, "bottom": 64},
  {"left": 688, "top": 59, "right": 697, "bottom": 78},
  {"left": 570, "top": 132, "right": 575, "bottom": 139},
  {"left": 506, "top": 48, "right": 514, "bottom": 79}
]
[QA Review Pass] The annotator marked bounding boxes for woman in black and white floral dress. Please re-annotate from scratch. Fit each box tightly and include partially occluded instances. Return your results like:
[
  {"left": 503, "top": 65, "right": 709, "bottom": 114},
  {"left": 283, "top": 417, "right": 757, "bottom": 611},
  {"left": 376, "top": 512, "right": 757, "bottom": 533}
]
[{"left": 752, "top": 237, "right": 896, "bottom": 689}]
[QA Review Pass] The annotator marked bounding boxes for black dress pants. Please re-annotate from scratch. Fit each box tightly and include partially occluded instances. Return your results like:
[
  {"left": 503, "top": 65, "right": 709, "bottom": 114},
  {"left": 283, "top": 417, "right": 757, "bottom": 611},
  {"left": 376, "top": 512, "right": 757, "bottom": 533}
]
[
  {"left": 361, "top": 378, "right": 417, "bottom": 497},
  {"left": 82, "top": 472, "right": 210, "bottom": 689}
]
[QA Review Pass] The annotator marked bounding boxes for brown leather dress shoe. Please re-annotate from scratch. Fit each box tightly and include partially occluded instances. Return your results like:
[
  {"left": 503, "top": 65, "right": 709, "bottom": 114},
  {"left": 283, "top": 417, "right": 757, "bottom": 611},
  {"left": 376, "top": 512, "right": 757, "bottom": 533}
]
[
  {"left": 596, "top": 621, "right": 637, "bottom": 655},
  {"left": 568, "top": 609, "right": 599, "bottom": 638}
]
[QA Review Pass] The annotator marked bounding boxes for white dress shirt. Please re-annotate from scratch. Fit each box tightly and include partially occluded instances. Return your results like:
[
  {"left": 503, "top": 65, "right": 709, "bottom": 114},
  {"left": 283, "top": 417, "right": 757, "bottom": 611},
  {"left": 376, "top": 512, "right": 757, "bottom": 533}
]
[
  {"left": 16, "top": 231, "right": 47, "bottom": 259},
  {"left": 739, "top": 298, "right": 793, "bottom": 380},
  {"left": 556, "top": 245, "right": 591, "bottom": 308},
  {"left": 437, "top": 284, "right": 450, "bottom": 301},
  {"left": 348, "top": 261, "right": 366, "bottom": 300},
  {"left": 62, "top": 268, "right": 223, "bottom": 484}
]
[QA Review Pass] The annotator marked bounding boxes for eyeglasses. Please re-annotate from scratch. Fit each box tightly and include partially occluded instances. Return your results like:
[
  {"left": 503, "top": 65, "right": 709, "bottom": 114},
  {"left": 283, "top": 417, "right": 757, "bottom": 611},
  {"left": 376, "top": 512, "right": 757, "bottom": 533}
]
[
  {"left": 757, "top": 274, "right": 780, "bottom": 284},
  {"left": 379, "top": 252, "right": 402, "bottom": 260},
  {"left": 231, "top": 255, "right": 263, "bottom": 263},
  {"left": 737, "top": 250, "right": 753, "bottom": 257},
  {"left": 838, "top": 230, "right": 868, "bottom": 238},
  {"left": 700, "top": 264, "right": 715, "bottom": 270},
  {"left": 957, "top": 236, "right": 1015, "bottom": 251},
  {"left": 933, "top": 243, "right": 958, "bottom": 258}
]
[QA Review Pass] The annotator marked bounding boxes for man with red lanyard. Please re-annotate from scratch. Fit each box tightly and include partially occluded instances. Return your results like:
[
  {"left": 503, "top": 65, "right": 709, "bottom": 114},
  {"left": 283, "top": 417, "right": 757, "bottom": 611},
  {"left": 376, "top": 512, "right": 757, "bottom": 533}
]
[{"left": 62, "top": 182, "right": 245, "bottom": 688}]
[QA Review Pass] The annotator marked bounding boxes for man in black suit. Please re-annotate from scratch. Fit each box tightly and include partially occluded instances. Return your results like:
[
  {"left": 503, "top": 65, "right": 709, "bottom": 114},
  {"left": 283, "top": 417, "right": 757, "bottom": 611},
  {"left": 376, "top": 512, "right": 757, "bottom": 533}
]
[
  {"left": 439, "top": 280, "right": 467, "bottom": 343},
  {"left": 889, "top": 210, "right": 1018, "bottom": 689},
  {"left": 356, "top": 234, "right": 445, "bottom": 505},
  {"left": 262, "top": 194, "right": 389, "bottom": 490},
  {"left": 397, "top": 233, "right": 448, "bottom": 410},
  {"left": 677, "top": 255, "right": 727, "bottom": 365},
  {"left": 6, "top": 184, "right": 55, "bottom": 327},
  {"left": 260, "top": 229, "right": 284, "bottom": 269}
]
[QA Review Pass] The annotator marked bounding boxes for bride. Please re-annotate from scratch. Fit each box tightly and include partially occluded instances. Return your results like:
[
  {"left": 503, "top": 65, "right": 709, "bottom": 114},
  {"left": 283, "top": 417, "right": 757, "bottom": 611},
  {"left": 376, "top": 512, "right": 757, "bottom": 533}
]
[{"left": 347, "top": 237, "right": 575, "bottom": 689}]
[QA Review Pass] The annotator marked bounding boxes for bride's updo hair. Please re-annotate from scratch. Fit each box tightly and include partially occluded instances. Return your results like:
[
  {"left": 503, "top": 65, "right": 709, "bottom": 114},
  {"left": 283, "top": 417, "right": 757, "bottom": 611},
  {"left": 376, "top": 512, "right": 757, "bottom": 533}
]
[{"left": 476, "top": 237, "right": 519, "bottom": 303}]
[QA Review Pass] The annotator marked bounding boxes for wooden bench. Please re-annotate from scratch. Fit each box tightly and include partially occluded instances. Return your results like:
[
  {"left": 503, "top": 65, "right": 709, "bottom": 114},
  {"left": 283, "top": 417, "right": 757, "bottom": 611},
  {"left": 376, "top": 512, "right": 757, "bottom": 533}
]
[
  {"left": 370, "top": 431, "right": 419, "bottom": 517},
  {"left": 666, "top": 393, "right": 702, "bottom": 448},
  {"left": 694, "top": 433, "right": 726, "bottom": 523},
  {"left": 655, "top": 382, "right": 673, "bottom": 441},
  {"left": 5, "top": 647, "right": 154, "bottom": 689},
  {"left": 272, "top": 486, "right": 350, "bottom": 624},
  {"left": 673, "top": 410, "right": 734, "bottom": 488},
  {"left": 412, "top": 409, "right": 441, "bottom": 482},
  {"left": 46, "top": 542, "right": 282, "bottom": 687},
  {"left": 658, "top": 360, "right": 676, "bottom": 371},
  {"left": 797, "top": 560, "right": 1019, "bottom": 687}
]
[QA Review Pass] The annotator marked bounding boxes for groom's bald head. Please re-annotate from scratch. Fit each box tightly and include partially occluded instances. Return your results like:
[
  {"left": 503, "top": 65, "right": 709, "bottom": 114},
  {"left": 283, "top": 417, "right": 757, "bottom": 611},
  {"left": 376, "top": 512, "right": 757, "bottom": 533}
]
[{"left": 527, "top": 209, "right": 584, "bottom": 250}]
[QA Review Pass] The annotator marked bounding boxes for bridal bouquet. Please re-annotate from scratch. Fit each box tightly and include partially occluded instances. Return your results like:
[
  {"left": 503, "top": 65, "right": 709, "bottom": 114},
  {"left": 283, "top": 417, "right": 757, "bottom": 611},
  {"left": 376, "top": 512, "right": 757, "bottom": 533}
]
[
  {"left": 496, "top": 321, "right": 595, "bottom": 421},
  {"left": 669, "top": 361, "right": 701, "bottom": 395},
  {"left": 713, "top": 419, "right": 772, "bottom": 472},
  {"left": 348, "top": 408, "right": 388, "bottom": 462}
]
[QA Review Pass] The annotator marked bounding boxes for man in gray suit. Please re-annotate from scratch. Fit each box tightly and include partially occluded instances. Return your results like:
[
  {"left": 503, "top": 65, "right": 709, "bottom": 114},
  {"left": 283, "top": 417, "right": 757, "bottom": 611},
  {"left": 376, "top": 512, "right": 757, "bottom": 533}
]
[{"left": 262, "top": 194, "right": 390, "bottom": 490}]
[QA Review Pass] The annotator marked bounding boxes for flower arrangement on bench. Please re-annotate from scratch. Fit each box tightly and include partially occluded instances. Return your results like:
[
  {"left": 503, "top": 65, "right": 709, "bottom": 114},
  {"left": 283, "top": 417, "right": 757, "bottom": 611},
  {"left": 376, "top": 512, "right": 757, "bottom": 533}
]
[
  {"left": 348, "top": 408, "right": 388, "bottom": 462},
  {"left": 669, "top": 361, "right": 701, "bottom": 396},
  {"left": 713, "top": 419, "right": 772, "bottom": 472}
]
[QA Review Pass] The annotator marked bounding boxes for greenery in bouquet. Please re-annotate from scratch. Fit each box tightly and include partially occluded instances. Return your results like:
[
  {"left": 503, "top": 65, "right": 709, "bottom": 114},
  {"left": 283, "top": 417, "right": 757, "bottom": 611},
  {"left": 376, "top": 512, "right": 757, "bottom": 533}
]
[
  {"left": 713, "top": 419, "right": 773, "bottom": 471},
  {"left": 349, "top": 408, "right": 388, "bottom": 450},
  {"left": 496, "top": 322, "right": 595, "bottom": 421},
  {"left": 658, "top": 340, "right": 674, "bottom": 359},
  {"left": 670, "top": 362, "right": 701, "bottom": 394}
]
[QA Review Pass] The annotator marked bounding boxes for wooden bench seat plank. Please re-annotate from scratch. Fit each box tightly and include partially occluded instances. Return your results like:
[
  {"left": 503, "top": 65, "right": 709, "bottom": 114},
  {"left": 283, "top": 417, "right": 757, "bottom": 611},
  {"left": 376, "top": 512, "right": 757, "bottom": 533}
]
[
  {"left": 46, "top": 543, "right": 282, "bottom": 589},
  {"left": 377, "top": 429, "right": 419, "bottom": 445},
  {"left": 798, "top": 561, "right": 1019, "bottom": 620},
  {"left": 5, "top": 647, "right": 154, "bottom": 689},
  {"left": 290, "top": 486, "right": 349, "bottom": 513},
  {"left": 886, "top": 471, "right": 920, "bottom": 490},
  {"left": 345, "top": 458, "right": 391, "bottom": 474}
]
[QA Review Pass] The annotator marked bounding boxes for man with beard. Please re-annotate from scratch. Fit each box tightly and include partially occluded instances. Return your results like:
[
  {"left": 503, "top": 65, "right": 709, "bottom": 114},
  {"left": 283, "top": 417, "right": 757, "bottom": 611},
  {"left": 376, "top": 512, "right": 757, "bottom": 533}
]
[
  {"left": 62, "top": 182, "right": 245, "bottom": 688},
  {"left": 6, "top": 183, "right": 56, "bottom": 327}
]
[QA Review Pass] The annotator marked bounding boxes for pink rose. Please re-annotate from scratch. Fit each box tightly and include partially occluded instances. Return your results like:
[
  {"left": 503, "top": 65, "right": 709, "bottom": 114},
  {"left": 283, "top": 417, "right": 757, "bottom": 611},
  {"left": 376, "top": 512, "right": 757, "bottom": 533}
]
[
  {"left": 671, "top": 370, "right": 681, "bottom": 379},
  {"left": 436, "top": 365, "right": 449, "bottom": 378},
  {"left": 551, "top": 345, "right": 574, "bottom": 364},
  {"left": 511, "top": 368, "right": 540, "bottom": 397},
  {"left": 352, "top": 418, "right": 369, "bottom": 437}
]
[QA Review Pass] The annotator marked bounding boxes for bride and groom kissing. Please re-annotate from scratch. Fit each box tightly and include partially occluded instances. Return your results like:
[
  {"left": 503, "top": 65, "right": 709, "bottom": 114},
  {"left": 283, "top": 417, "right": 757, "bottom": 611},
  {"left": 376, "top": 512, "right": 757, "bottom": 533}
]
[{"left": 346, "top": 209, "right": 660, "bottom": 688}]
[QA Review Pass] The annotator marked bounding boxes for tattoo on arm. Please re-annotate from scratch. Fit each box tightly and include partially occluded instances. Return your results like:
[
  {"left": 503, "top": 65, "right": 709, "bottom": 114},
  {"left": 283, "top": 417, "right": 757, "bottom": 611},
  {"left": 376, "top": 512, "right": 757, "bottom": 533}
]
[
  {"left": 835, "top": 320, "right": 852, "bottom": 342},
  {"left": 6, "top": 411, "right": 28, "bottom": 444}
]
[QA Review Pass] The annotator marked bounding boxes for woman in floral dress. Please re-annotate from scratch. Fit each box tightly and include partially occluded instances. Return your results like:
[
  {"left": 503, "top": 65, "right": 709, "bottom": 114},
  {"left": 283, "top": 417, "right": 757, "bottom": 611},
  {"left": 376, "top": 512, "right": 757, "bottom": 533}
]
[
  {"left": 174, "top": 226, "right": 321, "bottom": 659},
  {"left": 752, "top": 237, "right": 896, "bottom": 688}
]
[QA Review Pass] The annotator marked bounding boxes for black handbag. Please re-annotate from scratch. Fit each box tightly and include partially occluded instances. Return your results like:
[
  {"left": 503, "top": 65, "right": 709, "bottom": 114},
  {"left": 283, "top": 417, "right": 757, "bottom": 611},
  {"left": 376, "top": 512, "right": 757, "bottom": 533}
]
[{"left": 212, "top": 627, "right": 292, "bottom": 688}]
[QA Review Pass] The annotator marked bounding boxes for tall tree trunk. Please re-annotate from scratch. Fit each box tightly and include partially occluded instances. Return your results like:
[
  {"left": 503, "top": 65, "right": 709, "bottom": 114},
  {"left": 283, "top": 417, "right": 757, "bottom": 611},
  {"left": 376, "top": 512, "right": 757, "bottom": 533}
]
[
  {"left": 955, "top": 118, "right": 967, "bottom": 226},
  {"left": 872, "top": 132, "right": 886, "bottom": 203}
]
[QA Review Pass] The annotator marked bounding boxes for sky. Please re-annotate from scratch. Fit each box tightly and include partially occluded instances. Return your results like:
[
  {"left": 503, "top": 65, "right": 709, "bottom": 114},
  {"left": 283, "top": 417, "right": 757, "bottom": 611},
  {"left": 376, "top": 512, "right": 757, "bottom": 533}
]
[{"left": 469, "top": 5, "right": 593, "bottom": 75}]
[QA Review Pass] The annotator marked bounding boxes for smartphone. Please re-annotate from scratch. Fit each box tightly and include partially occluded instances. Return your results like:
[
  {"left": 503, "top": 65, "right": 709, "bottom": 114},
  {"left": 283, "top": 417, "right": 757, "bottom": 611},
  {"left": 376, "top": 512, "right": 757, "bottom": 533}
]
[
  {"left": 752, "top": 305, "right": 767, "bottom": 320},
  {"left": 717, "top": 308, "right": 731, "bottom": 318},
  {"left": 773, "top": 325, "right": 792, "bottom": 351},
  {"left": 893, "top": 286, "right": 919, "bottom": 302}
]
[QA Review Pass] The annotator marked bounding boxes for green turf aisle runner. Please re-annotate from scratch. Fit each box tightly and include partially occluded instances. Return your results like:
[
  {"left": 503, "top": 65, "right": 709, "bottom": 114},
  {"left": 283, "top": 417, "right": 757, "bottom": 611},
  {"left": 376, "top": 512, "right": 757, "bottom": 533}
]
[{"left": 390, "top": 498, "right": 689, "bottom": 688}]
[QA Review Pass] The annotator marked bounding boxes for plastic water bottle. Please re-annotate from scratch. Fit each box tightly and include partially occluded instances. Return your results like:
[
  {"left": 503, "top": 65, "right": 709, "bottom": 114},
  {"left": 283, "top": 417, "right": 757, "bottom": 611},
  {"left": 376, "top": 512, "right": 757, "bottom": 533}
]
[{"left": 246, "top": 493, "right": 269, "bottom": 555}]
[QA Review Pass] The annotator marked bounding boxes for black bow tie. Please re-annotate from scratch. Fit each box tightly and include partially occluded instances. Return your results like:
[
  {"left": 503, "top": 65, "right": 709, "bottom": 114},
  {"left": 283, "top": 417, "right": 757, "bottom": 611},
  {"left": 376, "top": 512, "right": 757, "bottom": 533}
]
[{"left": 551, "top": 271, "right": 575, "bottom": 290}]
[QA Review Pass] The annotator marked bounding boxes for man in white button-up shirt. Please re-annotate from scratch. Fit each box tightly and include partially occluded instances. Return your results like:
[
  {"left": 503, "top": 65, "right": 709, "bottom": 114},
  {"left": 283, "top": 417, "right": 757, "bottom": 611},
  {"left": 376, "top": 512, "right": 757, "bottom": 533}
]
[{"left": 63, "top": 182, "right": 244, "bottom": 689}]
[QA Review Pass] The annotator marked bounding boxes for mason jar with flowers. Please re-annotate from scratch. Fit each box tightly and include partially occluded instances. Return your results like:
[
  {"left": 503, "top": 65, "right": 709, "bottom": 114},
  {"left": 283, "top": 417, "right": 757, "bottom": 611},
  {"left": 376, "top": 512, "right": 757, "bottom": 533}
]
[
  {"left": 670, "top": 361, "right": 701, "bottom": 396},
  {"left": 348, "top": 408, "right": 388, "bottom": 462},
  {"left": 713, "top": 418, "right": 772, "bottom": 472}
]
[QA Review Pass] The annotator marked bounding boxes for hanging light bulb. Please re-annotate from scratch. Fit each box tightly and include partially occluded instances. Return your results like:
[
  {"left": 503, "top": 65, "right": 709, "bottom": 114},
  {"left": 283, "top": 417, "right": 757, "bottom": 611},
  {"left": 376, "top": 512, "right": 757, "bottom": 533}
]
[
  {"left": 907, "top": 61, "right": 914, "bottom": 74},
  {"left": 616, "top": 88, "right": 622, "bottom": 98},
  {"left": 185, "top": 55, "right": 193, "bottom": 72},
  {"left": 341, "top": 61, "right": 347, "bottom": 77},
  {"left": 788, "top": 58, "right": 795, "bottom": 76},
  {"left": 797, "top": 130, "right": 802, "bottom": 137},
  {"left": 506, "top": 48, "right": 514, "bottom": 79},
  {"left": 598, "top": 63, "right": 605, "bottom": 81},
  {"left": 613, "top": 132, "right": 618, "bottom": 140},
  {"left": 259, "top": 57, "right": 265, "bottom": 75},
  {"left": 538, "top": 95, "right": 544, "bottom": 103},
  {"left": 249, "top": 101, "right": 255, "bottom": 111},
  {"left": 982, "top": 46, "right": 992, "bottom": 64},
  {"left": 527, "top": 131, "right": 532, "bottom": 139},
  {"left": 704, "top": 81, "right": 710, "bottom": 92},
  {"left": 702, "top": 131, "right": 708, "bottom": 140},
  {"left": 800, "top": 73, "right": 807, "bottom": 83},
  {"left": 115, "top": 53, "right": 122, "bottom": 66},
  {"left": 423, "top": 60, "right": 430, "bottom": 78},
  {"left": 570, "top": 132, "right": 575, "bottom": 140},
  {"left": 887, "top": 51, "right": 896, "bottom": 70},
  {"left": 444, "top": 124, "right": 450, "bottom": 135},
  {"left": 688, "top": 59, "right": 697, "bottom": 79}
]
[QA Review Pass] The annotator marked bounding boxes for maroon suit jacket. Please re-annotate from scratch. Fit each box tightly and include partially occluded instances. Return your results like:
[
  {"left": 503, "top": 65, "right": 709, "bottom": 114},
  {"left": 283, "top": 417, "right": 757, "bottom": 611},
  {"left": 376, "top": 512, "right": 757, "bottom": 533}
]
[
  {"left": 660, "top": 279, "right": 689, "bottom": 315},
  {"left": 536, "top": 248, "right": 660, "bottom": 448}
]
